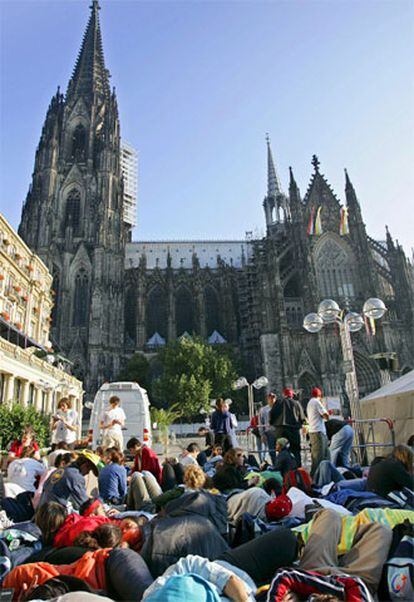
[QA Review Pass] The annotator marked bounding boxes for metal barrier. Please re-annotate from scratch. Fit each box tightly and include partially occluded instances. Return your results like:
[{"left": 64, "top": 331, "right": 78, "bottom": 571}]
[{"left": 347, "top": 417, "right": 395, "bottom": 464}]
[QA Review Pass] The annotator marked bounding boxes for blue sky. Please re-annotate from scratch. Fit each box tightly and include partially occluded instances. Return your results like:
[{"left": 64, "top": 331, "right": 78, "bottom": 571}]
[{"left": 0, "top": 0, "right": 413, "bottom": 253}]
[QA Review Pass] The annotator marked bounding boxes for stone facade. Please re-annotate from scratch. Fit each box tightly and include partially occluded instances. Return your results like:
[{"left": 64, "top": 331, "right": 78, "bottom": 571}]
[{"left": 18, "top": 2, "right": 414, "bottom": 402}]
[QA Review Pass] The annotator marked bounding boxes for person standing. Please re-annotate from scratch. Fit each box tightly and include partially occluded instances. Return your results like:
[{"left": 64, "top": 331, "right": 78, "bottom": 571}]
[
  {"left": 100, "top": 396, "right": 126, "bottom": 450},
  {"left": 269, "top": 388, "right": 305, "bottom": 467},
  {"left": 326, "top": 418, "right": 355, "bottom": 468},
  {"left": 306, "top": 387, "right": 330, "bottom": 476},
  {"left": 259, "top": 393, "right": 276, "bottom": 464},
  {"left": 51, "top": 397, "right": 78, "bottom": 449},
  {"left": 210, "top": 398, "right": 233, "bottom": 453}
]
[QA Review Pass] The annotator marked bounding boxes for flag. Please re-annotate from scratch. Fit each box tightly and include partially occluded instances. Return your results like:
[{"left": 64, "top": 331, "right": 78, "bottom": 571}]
[
  {"left": 307, "top": 207, "right": 315, "bottom": 236},
  {"left": 314, "top": 206, "right": 323, "bottom": 235},
  {"left": 340, "top": 207, "right": 350, "bottom": 236}
]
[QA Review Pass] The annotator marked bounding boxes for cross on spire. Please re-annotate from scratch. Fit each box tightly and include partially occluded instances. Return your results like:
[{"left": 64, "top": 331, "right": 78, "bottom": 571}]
[{"left": 311, "top": 155, "right": 320, "bottom": 173}]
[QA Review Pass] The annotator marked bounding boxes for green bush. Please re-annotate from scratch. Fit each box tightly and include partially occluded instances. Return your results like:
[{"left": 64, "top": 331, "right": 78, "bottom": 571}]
[{"left": 0, "top": 403, "right": 51, "bottom": 449}]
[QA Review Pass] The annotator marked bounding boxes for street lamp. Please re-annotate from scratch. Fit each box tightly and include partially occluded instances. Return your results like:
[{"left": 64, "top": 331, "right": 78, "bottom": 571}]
[
  {"left": 303, "top": 297, "right": 387, "bottom": 461},
  {"left": 232, "top": 375, "right": 269, "bottom": 423}
]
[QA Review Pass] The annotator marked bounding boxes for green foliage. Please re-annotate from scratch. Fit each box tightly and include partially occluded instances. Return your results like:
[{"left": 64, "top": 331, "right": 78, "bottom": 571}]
[
  {"left": 150, "top": 403, "right": 182, "bottom": 454},
  {"left": 0, "top": 403, "right": 51, "bottom": 449},
  {"left": 117, "top": 353, "right": 151, "bottom": 391},
  {"left": 153, "top": 337, "right": 239, "bottom": 418}
]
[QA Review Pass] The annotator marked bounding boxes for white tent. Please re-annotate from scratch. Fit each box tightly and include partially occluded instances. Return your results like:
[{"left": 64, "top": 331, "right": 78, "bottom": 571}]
[{"left": 360, "top": 370, "right": 414, "bottom": 446}]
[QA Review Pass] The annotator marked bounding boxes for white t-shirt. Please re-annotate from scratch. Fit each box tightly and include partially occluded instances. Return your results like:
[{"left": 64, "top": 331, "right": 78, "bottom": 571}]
[
  {"left": 7, "top": 458, "right": 46, "bottom": 493},
  {"left": 179, "top": 454, "right": 198, "bottom": 467},
  {"left": 307, "top": 397, "right": 327, "bottom": 434},
  {"left": 103, "top": 406, "right": 126, "bottom": 436},
  {"left": 53, "top": 409, "right": 78, "bottom": 444}
]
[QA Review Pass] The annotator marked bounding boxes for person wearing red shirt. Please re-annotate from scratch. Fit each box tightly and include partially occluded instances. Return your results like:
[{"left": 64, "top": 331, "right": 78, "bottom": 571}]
[
  {"left": 127, "top": 437, "right": 162, "bottom": 484},
  {"left": 8, "top": 426, "right": 40, "bottom": 462}
]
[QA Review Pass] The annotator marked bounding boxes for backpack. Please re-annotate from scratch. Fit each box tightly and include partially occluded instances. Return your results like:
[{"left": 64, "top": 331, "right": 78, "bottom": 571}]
[
  {"left": 282, "top": 468, "right": 313, "bottom": 496},
  {"left": 381, "top": 521, "right": 414, "bottom": 601}
]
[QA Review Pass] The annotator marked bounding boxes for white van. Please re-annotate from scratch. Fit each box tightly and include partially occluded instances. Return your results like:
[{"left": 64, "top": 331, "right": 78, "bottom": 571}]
[{"left": 88, "top": 382, "right": 152, "bottom": 449}]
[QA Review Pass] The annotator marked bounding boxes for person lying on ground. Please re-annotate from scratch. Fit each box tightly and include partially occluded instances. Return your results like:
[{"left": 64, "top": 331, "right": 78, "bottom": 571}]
[
  {"left": 366, "top": 444, "right": 413, "bottom": 498},
  {"left": 127, "top": 437, "right": 162, "bottom": 484},
  {"left": 268, "top": 507, "right": 392, "bottom": 599},
  {"left": 213, "top": 448, "right": 248, "bottom": 493},
  {"left": 35, "top": 500, "right": 144, "bottom": 551},
  {"left": 127, "top": 468, "right": 163, "bottom": 512},
  {"left": 178, "top": 442, "right": 200, "bottom": 466},
  {"left": 98, "top": 448, "right": 127, "bottom": 505}
]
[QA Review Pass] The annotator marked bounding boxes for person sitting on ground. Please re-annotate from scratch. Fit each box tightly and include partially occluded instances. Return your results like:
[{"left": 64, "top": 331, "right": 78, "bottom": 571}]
[
  {"left": 51, "top": 397, "right": 78, "bottom": 449},
  {"left": 100, "top": 395, "right": 126, "bottom": 450},
  {"left": 272, "top": 437, "right": 297, "bottom": 476},
  {"left": 39, "top": 449, "right": 101, "bottom": 511},
  {"left": 4, "top": 445, "right": 46, "bottom": 498},
  {"left": 210, "top": 398, "right": 234, "bottom": 453},
  {"left": 179, "top": 442, "right": 200, "bottom": 466},
  {"left": 155, "top": 464, "right": 208, "bottom": 509},
  {"left": 203, "top": 444, "right": 223, "bottom": 477},
  {"left": 127, "top": 467, "right": 163, "bottom": 512},
  {"left": 33, "top": 452, "right": 76, "bottom": 510},
  {"left": 196, "top": 426, "right": 215, "bottom": 466},
  {"left": 48, "top": 442, "right": 70, "bottom": 467},
  {"left": 161, "top": 457, "right": 185, "bottom": 491},
  {"left": 7, "top": 425, "right": 40, "bottom": 463},
  {"left": 366, "top": 444, "right": 414, "bottom": 498},
  {"left": 98, "top": 448, "right": 127, "bottom": 505},
  {"left": 127, "top": 437, "right": 162, "bottom": 484},
  {"left": 213, "top": 448, "right": 248, "bottom": 493}
]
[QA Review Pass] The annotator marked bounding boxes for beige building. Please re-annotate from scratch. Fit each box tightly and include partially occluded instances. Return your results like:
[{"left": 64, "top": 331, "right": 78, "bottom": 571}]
[{"left": 0, "top": 213, "right": 83, "bottom": 430}]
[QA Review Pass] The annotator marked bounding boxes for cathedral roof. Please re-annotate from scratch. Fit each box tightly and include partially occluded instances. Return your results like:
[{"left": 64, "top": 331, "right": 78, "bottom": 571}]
[
  {"left": 66, "top": 1, "right": 110, "bottom": 102},
  {"left": 303, "top": 155, "right": 342, "bottom": 210}
]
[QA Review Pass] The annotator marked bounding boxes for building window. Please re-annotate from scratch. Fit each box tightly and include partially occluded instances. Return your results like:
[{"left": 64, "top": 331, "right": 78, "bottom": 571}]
[
  {"left": 175, "top": 286, "right": 194, "bottom": 336},
  {"left": 13, "top": 379, "right": 22, "bottom": 403},
  {"left": 64, "top": 190, "right": 81, "bottom": 234},
  {"left": 51, "top": 266, "right": 60, "bottom": 327},
  {"left": 204, "top": 285, "right": 220, "bottom": 336},
  {"left": 315, "top": 237, "right": 355, "bottom": 301},
  {"left": 146, "top": 285, "right": 167, "bottom": 339},
  {"left": 72, "top": 269, "right": 89, "bottom": 327},
  {"left": 71, "top": 124, "right": 86, "bottom": 161},
  {"left": 28, "top": 384, "right": 35, "bottom": 406}
]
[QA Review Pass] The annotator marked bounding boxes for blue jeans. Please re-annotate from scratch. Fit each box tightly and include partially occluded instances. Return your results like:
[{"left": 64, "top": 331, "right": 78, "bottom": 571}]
[
  {"left": 330, "top": 424, "right": 354, "bottom": 468},
  {"left": 265, "top": 430, "right": 277, "bottom": 465},
  {"left": 313, "top": 460, "right": 344, "bottom": 488},
  {"left": 336, "top": 477, "right": 367, "bottom": 491}
]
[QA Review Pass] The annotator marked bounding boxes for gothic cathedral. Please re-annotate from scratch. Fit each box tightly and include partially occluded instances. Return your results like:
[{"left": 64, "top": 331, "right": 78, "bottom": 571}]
[{"left": 19, "top": 2, "right": 414, "bottom": 401}]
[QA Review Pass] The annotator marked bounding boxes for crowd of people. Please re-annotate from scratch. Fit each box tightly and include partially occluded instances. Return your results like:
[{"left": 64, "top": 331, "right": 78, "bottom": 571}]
[{"left": 0, "top": 392, "right": 413, "bottom": 601}]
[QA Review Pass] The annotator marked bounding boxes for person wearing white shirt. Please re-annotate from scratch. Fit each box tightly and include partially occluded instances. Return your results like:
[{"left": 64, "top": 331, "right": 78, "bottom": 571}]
[
  {"left": 306, "top": 387, "right": 330, "bottom": 476},
  {"left": 5, "top": 448, "right": 46, "bottom": 497},
  {"left": 51, "top": 397, "right": 78, "bottom": 448},
  {"left": 179, "top": 442, "right": 200, "bottom": 466},
  {"left": 100, "top": 396, "right": 126, "bottom": 450}
]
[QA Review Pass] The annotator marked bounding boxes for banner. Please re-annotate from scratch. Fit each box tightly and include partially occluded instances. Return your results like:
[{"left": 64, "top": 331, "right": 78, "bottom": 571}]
[
  {"left": 307, "top": 207, "right": 315, "bottom": 236},
  {"left": 314, "top": 206, "right": 323, "bottom": 235},
  {"left": 340, "top": 207, "right": 350, "bottom": 236}
]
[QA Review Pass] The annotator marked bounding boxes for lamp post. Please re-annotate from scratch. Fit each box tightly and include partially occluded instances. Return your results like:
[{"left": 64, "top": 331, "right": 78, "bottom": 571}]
[
  {"left": 232, "top": 376, "right": 268, "bottom": 438},
  {"left": 303, "top": 297, "right": 387, "bottom": 461}
]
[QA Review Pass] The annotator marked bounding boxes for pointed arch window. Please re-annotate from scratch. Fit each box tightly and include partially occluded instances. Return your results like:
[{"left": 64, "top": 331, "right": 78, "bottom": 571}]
[
  {"left": 314, "top": 237, "right": 355, "bottom": 300},
  {"left": 72, "top": 269, "right": 89, "bottom": 327},
  {"left": 175, "top": 286, "right": 194, "bottom": 336},
  {"left": 146, "top": 285, "right": 167, "bottom": 339},
  {"left": 125, "top": 287, "right": 137, "bottom": 347},
  {"left": 71, "top": 124, "right": 86, "bottom": 161},
  {"left": 204, "top": 285, "right": 220, "bottom": 336},
  {"left": 64, "top": 190, "right": 81, "bottom": 234}
]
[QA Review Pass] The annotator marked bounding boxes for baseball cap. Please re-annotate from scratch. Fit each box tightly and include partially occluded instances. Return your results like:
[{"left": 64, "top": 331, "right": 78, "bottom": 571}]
[
  {"left": 276, "top": 437, "right": 290, "bottom": 449},
  {"left": 265, "top": 494, "right": 293, "bottom": 522},
  {"left": 79, "top": 449, "right": 101, "bottom": 476}
]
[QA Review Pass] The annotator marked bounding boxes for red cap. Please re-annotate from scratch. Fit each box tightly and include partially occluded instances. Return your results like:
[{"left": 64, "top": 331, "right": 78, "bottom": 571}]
[
  {"left": 82, "top": 499, "right": 102, "bottom": 517},
  {"left": 283, "top": 387, "right": 294, "bottom": 398},
  {"left": 311, "top": 387, "right": 322, "bottom": 398},
  {"left": 265, "top": 494, "right": 293, "bottom": 521}
]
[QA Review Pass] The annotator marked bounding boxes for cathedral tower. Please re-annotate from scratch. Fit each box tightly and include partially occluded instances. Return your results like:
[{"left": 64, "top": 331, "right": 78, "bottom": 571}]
[{"left": 19, "top": 1, "right": 125, "bottom": 394}]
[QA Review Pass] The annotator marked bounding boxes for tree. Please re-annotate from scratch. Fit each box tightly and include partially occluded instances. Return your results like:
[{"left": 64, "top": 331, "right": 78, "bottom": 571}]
[
  {"left": 153, "top": 337, "right": 238, "bottom": 418},
  {"left": 150, "top": 403, "right": 182, "bottom": 454},
  {"left": 0, "top": 404, "right": 50, "bottom": 449},
  {"left": 117, "top": 353, "right": 151, "bottom": 392}
]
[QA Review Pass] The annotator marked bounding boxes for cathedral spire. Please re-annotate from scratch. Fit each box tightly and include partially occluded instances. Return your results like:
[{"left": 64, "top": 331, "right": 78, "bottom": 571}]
[
  {"left": 66, "top": 0, "right": 110, "bottom": 102},
  {"left": 344, "top": 168, "right": 361, "bottom": 211},
  {"left": 266, "top": 133, "right": 282, "bottom": 197}
]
